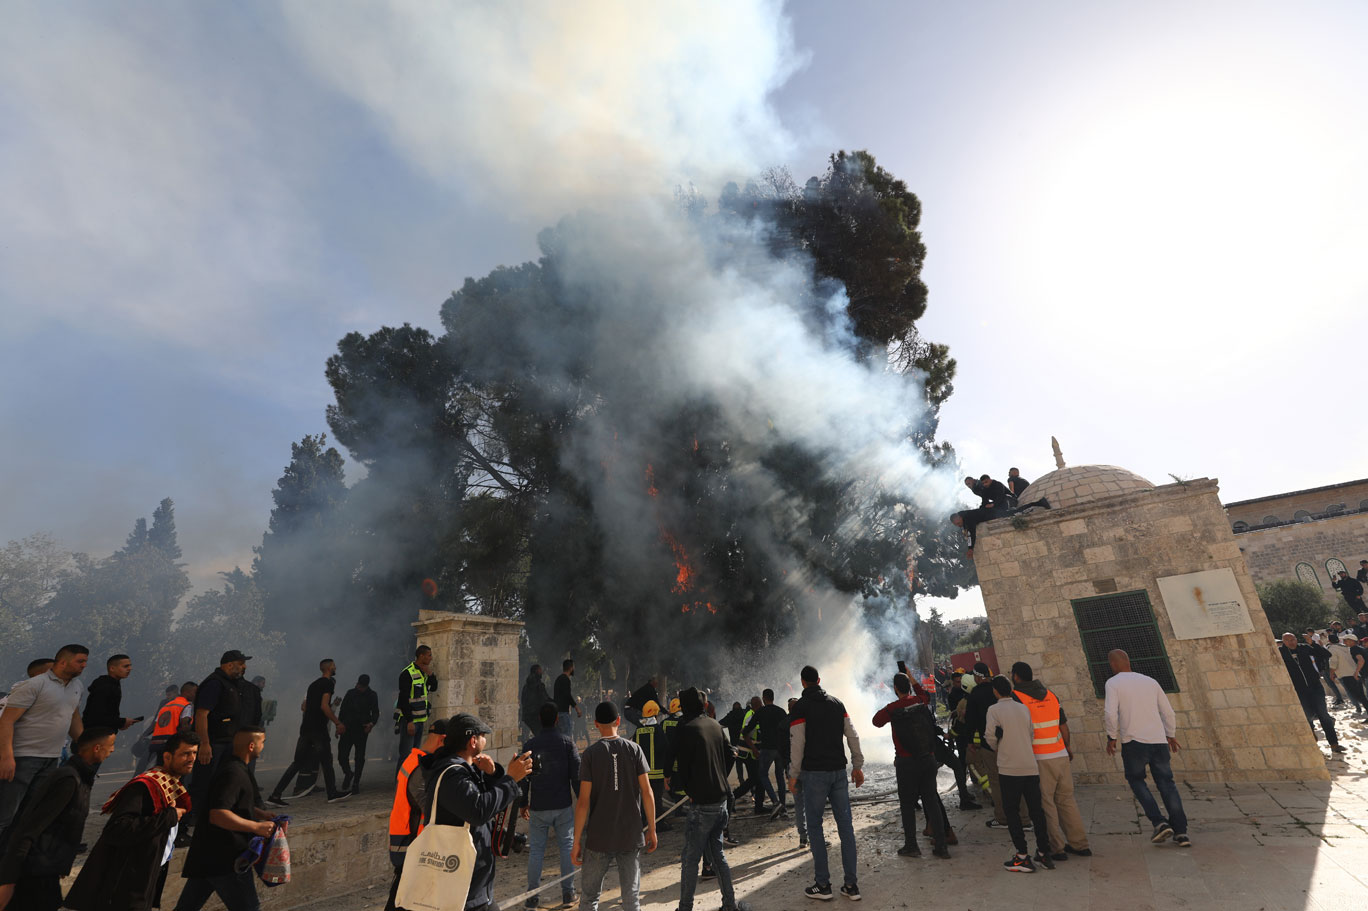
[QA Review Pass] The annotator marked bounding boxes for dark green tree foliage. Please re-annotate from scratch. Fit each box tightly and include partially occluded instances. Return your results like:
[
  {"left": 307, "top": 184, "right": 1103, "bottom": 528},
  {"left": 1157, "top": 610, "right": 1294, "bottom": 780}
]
[
  {"left": 322, "top": 151, "right": 973, "bottom": 680},
  {"left": 1258, "top": 579, "right": 1335, "bottom": 635}
]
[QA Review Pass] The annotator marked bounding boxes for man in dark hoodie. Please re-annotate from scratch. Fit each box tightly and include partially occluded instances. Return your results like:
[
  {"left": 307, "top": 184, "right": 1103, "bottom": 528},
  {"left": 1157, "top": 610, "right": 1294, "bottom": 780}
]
[
  {"left": 64, "top": 731, "right": 198, "bottom": 911},
  {"left": 0, "top": 727, "right": 117, "bottom": 911},
  {"left": 668, "top": 687, "right": 751, "bottom": 911},
  {"left": 421, "top": 713, "right": 532, "bottom": 911},
  {"left": 521, "top": 665, "right": 552, "bottom": 738}
]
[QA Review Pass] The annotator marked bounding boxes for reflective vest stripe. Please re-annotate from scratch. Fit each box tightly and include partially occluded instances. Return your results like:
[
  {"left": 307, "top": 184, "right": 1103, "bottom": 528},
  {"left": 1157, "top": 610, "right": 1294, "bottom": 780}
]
[
  {"left": 633, "top": 724, "right": 664, "bottom": 779},
  {"left": 1016, "top": 690, "right": 1067, "bottom": 757},
  {"left": 153, "top": 697, "right": 191, "bottom": 738},
  {"left": 389, "top": 747, "right": 426, "bottom": 860},
  {"left": 400, "top": 664, "right": 430, "bottom": 722}
]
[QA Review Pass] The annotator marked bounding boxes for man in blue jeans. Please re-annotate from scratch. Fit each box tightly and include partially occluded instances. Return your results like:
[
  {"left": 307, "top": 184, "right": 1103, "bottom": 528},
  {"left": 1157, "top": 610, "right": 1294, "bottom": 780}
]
[
  {"left": 1103, "top": 650, "right": 1190, "bottom": 847},
  {"left": 521, "top": 701, "right": 579, "bottom": 909},
  {"left": 667, "top": 687, "right": 751, "bottom": 911},
  {"left": 788, "top": 665, "right": 865, "bottom": 901}
]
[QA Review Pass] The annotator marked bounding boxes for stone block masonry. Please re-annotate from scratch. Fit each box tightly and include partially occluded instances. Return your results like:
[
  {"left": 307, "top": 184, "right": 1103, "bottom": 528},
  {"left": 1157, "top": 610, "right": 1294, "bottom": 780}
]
[
  {"left": 413, "top": 609, "right": 525, "bottom": 763},
  {"left": 976, "top": 478, "right": 1328, "bottom": 785}
]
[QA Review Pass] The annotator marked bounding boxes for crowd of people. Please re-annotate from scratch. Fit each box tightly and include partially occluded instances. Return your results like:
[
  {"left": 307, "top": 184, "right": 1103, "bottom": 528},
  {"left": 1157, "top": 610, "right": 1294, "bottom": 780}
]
[{"left": 40, "top": 617, "right": 1367, "bottom": 909}]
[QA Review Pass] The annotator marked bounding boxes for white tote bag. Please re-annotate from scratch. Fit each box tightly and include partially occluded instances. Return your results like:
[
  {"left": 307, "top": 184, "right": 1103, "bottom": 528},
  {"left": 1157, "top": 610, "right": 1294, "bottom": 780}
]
[{"left": 395, "top": 764, "right": 477, "bottom": 911}]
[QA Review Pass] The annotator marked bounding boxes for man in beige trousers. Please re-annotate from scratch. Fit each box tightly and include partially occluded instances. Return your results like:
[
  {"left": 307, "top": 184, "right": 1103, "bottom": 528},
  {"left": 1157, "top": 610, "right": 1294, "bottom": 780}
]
[{"left": 1010, "top": 662, "right": 1091, "bottom": 860}]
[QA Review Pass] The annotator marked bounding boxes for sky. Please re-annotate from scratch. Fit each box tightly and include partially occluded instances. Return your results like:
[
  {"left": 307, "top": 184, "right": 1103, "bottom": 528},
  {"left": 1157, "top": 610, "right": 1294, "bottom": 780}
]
[{"left": 2, "top": 0, "right": 1366, "bottom": 621}]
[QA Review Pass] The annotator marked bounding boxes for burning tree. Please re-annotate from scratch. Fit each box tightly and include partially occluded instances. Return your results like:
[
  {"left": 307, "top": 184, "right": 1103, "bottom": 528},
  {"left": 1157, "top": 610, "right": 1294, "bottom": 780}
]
[{"left": 316, "top": 151, "right": 973, "bottom": 682}]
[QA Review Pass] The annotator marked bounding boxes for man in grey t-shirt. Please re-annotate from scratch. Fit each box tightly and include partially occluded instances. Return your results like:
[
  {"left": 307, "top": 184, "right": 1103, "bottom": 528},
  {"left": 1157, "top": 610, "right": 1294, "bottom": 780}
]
[
  {"left": 0, "top": 644, "right": 89, "bottom": 839},
  {"left": 573, "top": 701, "right": 656, "bottom": 911}
]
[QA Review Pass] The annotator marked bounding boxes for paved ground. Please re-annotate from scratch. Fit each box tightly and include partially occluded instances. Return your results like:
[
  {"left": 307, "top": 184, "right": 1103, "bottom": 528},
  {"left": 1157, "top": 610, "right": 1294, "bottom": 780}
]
[{"left": 78, "top": 706, "right": 1368, "bottom": 910}]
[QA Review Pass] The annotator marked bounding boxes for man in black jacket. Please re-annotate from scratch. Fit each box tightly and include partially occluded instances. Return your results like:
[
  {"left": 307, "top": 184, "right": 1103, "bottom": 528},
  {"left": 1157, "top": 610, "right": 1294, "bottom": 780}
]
[
  {"left": 188, "top": 650, "right": 254, "bottom": 836},
  {"left": 1280, "top": 632, "right": 1344, "bottom": 753},
  {"left": 1007, "top": 468, "right": 1030, "bottom": 500},
  {"left": 975, "top": 474, "right": 1013, "bottom": 508},
  {"left": 554, "top": 660, "right": 580, "bottom": 741},
  {"left": 966, "top": 662, "right": 1029, "bottom": 830},
  {"left": 82, "top": 655, "right": 138, "bottom": 735},
  {"left": 65, "top": 731, "right": 198, "bottom": 911},
  {"left": 668, "top": 688, "right": 750, "bottom": 911},
  {"left": 1333, "top": 571, "right": 1367, "bottom": 614},
  {"left": 0, "top": 727, "right": 116, "bottom": 911},
  {"left": 520, "top": 665, "right": 551, "bottom": 738},
  {"left": 421, "top": 714, "right": 532, "bottom": 911},
  {"left": 717, "top": 702, "right": 748, "bottom": 790},
  {"left": 338, "top": 674, "right": 379, "bottom": 794},
  {"left": 1358, "top": 560, "right": 1367, "bottom": 585}
]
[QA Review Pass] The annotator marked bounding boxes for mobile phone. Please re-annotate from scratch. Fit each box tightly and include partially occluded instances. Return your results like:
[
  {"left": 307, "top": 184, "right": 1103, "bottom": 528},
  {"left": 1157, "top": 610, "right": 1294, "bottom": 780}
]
[
  {"left": 133, "top": 716, "right": 145, "bottom": 722},
  {"left": 897, "top": 660, "right": 908, "bottom": 676}
]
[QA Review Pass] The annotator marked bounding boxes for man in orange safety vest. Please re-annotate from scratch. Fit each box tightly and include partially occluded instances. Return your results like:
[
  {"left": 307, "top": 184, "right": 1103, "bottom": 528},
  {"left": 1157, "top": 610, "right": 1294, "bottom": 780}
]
[
  {"left": 385, "top": 718, "right": 447, "bottom": 911},
  {"left": 1010, "top": 662, "right": 1090, "bottom": 862}
]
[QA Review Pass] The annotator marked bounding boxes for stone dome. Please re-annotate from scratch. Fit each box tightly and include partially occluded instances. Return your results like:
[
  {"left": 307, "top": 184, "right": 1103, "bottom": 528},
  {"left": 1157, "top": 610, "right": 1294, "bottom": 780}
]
[{"left": 1024, "top": 464, "right": 1155, "bottom": 511}]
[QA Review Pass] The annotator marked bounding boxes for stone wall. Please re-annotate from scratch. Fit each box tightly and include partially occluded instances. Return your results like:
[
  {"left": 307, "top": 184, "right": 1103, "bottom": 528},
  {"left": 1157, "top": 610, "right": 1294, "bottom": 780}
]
[
  {"left": 975, "top": 479, "right": 1327, "bottom": 785},
  {"left": 413, "top": 610, "right": 524, "bottom": 763},
  {"left": 1224, "top": 478, "right": 1368, "bottom": 526},
  {"left": 1235, "top": 512, "right": 1368, "bottom": 599}
]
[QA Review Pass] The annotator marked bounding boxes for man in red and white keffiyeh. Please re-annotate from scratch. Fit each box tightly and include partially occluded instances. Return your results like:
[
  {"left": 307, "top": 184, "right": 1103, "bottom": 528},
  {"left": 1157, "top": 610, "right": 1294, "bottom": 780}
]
[{"left": 63, "top": 732, "right": 198, "bottom": 911}]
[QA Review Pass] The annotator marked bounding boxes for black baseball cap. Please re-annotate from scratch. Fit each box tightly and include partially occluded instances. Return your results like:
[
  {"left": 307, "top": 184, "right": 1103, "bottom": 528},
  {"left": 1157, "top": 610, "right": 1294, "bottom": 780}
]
[
  {"left": 219, "top": 649, "right": 252, "bottom": 664},
  {"left": 973, "top": 662, "right": 991, "bottom": 677},
  {"left": 428, "top": 719, "right": 448, "bottom": 736},
  {"left": 448, "top": 713, "right": 493, "bottom": 738},
  {"left": 595, "top": 701, "right": 620, "bottom": 724}
]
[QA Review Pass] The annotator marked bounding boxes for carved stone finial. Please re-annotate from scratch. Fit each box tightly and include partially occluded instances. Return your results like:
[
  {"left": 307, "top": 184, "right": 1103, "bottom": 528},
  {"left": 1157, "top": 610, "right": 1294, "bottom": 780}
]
[{"left": 1052, "top": 436, "right": 1065, "bottom": 469}]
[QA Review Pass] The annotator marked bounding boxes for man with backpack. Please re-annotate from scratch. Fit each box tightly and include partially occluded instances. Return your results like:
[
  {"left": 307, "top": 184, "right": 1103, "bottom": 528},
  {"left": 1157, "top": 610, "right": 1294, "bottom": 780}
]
[{"left": 872, "top": 673, "right": 950, "bottom": 859}]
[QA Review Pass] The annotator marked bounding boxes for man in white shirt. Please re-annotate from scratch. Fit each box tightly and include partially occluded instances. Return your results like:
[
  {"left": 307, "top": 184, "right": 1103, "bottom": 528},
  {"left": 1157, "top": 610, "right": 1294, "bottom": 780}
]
[
  {"left": 1103, "top": 649, "right": 1189, "bottom": 847},
  {"left": 0, "top": 645, "right": 88, "bottom": 842}
]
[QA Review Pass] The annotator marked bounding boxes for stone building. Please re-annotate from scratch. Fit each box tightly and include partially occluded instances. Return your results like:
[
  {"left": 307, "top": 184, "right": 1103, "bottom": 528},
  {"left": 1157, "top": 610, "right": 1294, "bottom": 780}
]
[
  {"left": 1222, "top": 478, "right": 1368, "bottom": 602},
  {"left": 973, "top": 444, "right": 1327, "bottom": 785},
  {"left": 412, "top": 609, "right": 524, "bottom": 762}
]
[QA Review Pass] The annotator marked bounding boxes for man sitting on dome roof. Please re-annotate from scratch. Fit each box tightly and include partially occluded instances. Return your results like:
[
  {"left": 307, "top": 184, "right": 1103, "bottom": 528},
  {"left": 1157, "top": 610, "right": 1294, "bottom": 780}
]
[{"left": 952, "top": 495, "right": 1052, "bottom": 559}]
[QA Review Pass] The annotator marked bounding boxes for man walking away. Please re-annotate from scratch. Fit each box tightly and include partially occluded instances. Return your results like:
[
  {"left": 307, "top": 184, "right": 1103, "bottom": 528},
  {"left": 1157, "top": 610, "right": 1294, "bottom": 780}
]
[
  {"left": 986, "top": 677, "right": 1052, "bottom": 873},
  {"left": 0, "top": 727, "right": 115, "bottom": 911},
  {"left": 630, "top": 701, "right": 672, "bottom": 832},
  {"left": 384, "top": 721, "right": 446, "bottom": 911},
  {"left": 421, "top": 713, "right": 532, "bottom": 911},
  {"left": 555, "top": 660, "right": 581, "bottom": 742},
  {"left": 1278, "top": 633, "right": 1344, "bottom": 755},
  {"left": 718, "top": 702, "right": 748, "bottom": 791},
  {"left": 522, "top": 702, "right": 580, "bottom": 909},
  {"left": 395, "top": 645, "right": 438, "bottom": 770},
  {"left": 669, "top": 687, "right": 751, "bottom": 911},
  {"left": 755, "top": 689, "right": 789, "bottom": 814},
  {"left": 1011, "top": 662, "right": 1090, "bottom": 861},
  {"left": 1333, "top": 571, "right": 1368, "bottom": 614},
  {"left": 1338, "top": 633, "right": 1368, "bottom": 714},
  {"left": 338, "top": 674, "right": 379, "bottom": 794},
  {"left": 82, "top": 655, "right": 139, "bottom": 736},
  {"left": 174, "top": 727, "right": 276, "bottom": 911},
  {"left": 966, "top": 661, "right": 1029, "bottom": 831},
  {"left": 573, "top": 702, "right": 656, "bottom": 911},
  {"left": 788, "top": 665, "right": 864, "bottom": 902},
  {"left": 872, "top": 673, "right": 949, "bottom": 859},
  {"left": 522, "top": 665, "right": 552, "bottom": 739},
  {"left": 265, "top": 658, "right": 350, "bottom": 805},
  {"left": 0, "top": 644, "right": 88, "bottom": 843},
  {"left": 65, "top": 731, "right": 198, "bottom": 911},
  {"left": 1104, "top": 649, "right": 1191, "bottom": 847},
  {"left": 149, "top": 682, "right": 197, "bottom": 765}
]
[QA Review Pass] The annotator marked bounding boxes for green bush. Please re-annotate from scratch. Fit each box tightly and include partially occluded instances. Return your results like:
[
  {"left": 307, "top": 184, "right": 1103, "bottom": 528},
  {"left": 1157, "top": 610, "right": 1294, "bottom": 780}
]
[{"left": 1257, "top": 579, "right": 1335, "bottom": 637}]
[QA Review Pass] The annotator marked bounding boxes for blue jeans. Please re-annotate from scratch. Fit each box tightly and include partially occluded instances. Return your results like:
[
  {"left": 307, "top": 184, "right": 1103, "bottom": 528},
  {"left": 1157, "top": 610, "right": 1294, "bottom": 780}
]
[
  {"left": 173, "top": 870, "right": 260, "bottom": 911},
  {"left": 396, "top": 720, "right": 425, "bottom": 770},
  {"left": 528, "top": 805, "right": 575, "bottom": 900},
  {"left": 678, "top": 800, "right": 733, "bottom": 911},
  {"left": 0, "top": 755, "right": 57, "bottom": 835},
  {"left": 1121, "top": 741, "right": 1188, "bottom": 835},
  {"left": 800, "top": 769, "right": 858, "bottom": 888},
  {"left": 578, "top": 846, "right": 640, "bottom": 911},
  {"left": 757, "top": 749, "right": 783, "bottom": 807},
  {"left": 792, "top": 775, "right": 808, "bottom": 839}
]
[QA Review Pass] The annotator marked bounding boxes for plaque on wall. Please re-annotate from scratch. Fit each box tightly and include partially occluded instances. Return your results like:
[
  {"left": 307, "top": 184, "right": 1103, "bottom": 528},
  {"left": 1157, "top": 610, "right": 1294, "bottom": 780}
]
[{"left": 1156, "top": 568, "right": 1254, "bottom": 639}]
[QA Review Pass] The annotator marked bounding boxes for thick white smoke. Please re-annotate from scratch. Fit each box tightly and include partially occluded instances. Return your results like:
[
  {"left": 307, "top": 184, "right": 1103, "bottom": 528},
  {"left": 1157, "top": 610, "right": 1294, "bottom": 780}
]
[{"left": 282, "top": 1, "right": 961, "bottom": 754}]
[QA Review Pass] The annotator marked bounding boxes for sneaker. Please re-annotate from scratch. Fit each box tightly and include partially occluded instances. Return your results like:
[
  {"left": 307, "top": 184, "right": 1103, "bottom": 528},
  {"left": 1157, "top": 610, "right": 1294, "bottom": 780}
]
[
  {"left": 754, "top": 804, "right": 769, "bottom": 816},
  {"left": 1174, "top": 834, "right": 1191, "bottom": 848},
  {"left": 290, "top": 782, "right": 319, "bottom": 799},
  {"left": 839, "top": 883, "right": 860, "bottom": 901},
  {"left": 561, "top": 893, "right": 575, "bottom": 907},
  {"left": 1003, "top": 853, "right": 1035, "bottom": 873},
  {"left": 945, "top": 827, "right": 958, "bottom": 846},
  {"left": 1330, "top": 744, "right": 1346, "bottom": 753},
  {"left": 524, "top": 899, "right": 538, "bottom": 910},
  {"left": 327, "top": 791, "right": 352, "bottom": 803},
  {"left": 1151, "top": 822, "right": 1174, "bottom": 844},
  {"left": 804, "top": 883, "right": 834, "bottom": 901},
  {"left": 897, "top": 843, "right": 921, "bottom": 857},
  {"left": 986, "top": 819, "right": 1010, "bottom": 829},
  {"left": 700, "top": 866, "right": 716, "bottom": 881},
  {"left": 959, "top": 799, "right": 982, "bottom": 810},
  {"left": 723, "top": 833, "right": 740, "bottom": 847},
  {"left": 799, "top": 834, "right": 809, "bottom": 848},
  {"left": 1023, "top": 821, "right": 1034, "bottom": 830},
  {"left": 1064, "top": 845, "right": 1092, "bottom": 857},
  {"left": 1034, "top": 851, "right": 1055, "bottom": 870},
  {"left": 1051, "top": 852, "right": 1068, "bottom": 861},
  {"left": 932, "top": 846, "right": 951, "bottom": 859},
  {"left": 265, "top": 794, "right": 289, "bottom": 808},
  {"left": 721, "top": 902, "right": 754, "bottom": 911}
]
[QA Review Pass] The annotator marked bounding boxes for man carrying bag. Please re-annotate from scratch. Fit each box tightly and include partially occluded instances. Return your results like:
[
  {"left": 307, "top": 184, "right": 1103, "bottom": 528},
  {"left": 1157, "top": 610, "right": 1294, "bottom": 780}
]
[{"left": 397, "top": 713, "right": 532, "bottom": 911}]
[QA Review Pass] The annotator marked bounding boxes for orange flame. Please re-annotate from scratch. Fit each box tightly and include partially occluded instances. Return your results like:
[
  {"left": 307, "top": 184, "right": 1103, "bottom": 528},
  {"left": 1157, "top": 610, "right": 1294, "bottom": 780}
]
[{"left": 645, "top": 464, "right": 659, "bottom": 498}]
